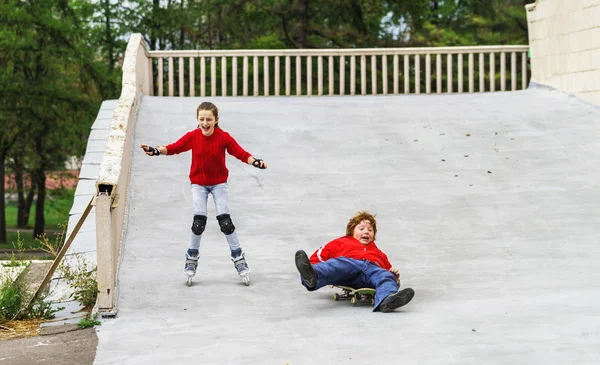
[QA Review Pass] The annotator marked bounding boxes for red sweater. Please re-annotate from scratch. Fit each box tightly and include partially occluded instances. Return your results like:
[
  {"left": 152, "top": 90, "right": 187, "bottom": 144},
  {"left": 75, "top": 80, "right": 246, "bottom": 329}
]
[
  {"left": 165, "top": 128, "right": 251, "bottom": 186},
  {"left": 309, "top": 236, "right": 393, "bottom": 270}
]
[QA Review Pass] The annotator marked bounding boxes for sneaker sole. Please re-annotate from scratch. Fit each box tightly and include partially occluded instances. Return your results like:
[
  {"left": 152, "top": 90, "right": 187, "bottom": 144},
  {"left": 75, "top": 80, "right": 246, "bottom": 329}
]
[
  {"left": 295, "top": 250, "right": 317, "bottom": 288},
  {"left": 380, "top": 288, "right": 415, "bottom": 313}
]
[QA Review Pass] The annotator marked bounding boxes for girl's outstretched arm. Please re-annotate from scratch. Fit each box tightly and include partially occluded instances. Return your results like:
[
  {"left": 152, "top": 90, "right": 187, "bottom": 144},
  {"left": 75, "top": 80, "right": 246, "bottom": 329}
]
[
  {"left": 140, "top": 144, "right": 168, "bottom": 156},
  {"left": 247, "top": 156, "right": 267, "bottom": 169}
]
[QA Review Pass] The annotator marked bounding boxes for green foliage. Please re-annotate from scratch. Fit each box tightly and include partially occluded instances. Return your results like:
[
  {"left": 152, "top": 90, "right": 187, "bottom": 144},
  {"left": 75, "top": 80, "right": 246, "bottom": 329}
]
[
  {"left": 59, "top": 255, "right": 98, "bottom": 310},
  {"left": 78, "top": 314, "right": 101, "bottom": 329},
  {"left": 27, "top": 294, "right": 63, "bottom": 320},
  {"left": 0, "top": 276, "right": 24, "bottom": 323}
]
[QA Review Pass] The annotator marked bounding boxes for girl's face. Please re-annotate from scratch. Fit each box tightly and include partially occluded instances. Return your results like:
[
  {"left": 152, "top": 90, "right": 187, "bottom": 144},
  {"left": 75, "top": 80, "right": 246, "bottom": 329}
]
[
  {"left": 352, "top": 220, "right": 374, "bottom": 245},
  {"left": 197, "top": 109, "right": 218, "bottom": 136}
]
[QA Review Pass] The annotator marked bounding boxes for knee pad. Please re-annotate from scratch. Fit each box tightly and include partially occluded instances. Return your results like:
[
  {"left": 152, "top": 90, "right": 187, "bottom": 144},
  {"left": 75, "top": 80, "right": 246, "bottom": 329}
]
[
  {"left": 191, "top": 215, "right": 207, "bottom": 235},
  {"left": 217, "top": 214, "right": 235, "bottom": 235}
]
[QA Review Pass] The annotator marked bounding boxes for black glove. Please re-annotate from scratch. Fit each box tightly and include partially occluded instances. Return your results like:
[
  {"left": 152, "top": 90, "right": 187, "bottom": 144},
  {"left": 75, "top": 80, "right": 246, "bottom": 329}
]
[
  {"left": 145, "top": 146, "right": 161, "bottom": 156},
  {"left": 252, "top": 158, "right": 265, "bottom": 169}
]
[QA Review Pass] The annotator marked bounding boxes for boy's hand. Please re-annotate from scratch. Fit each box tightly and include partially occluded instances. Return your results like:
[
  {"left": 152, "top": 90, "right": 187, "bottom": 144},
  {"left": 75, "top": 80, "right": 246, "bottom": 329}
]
[
  {"left": 389, "top": 267, "right": 400, "bottom": 281},
  {"left": 141, "top": 144, "right": 160, "bottom": 156}
]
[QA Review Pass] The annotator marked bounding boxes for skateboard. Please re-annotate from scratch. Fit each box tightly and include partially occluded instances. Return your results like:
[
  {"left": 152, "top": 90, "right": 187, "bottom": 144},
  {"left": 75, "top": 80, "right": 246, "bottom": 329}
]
[{"left": 333, "top": 286, "right": 376, "bottom": 306}]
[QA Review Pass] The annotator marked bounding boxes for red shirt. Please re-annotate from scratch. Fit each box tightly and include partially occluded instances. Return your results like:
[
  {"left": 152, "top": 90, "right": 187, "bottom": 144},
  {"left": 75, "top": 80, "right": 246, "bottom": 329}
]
[
  {"left": 165, "top": 128, "right": 251, "bottom": 186},
  {"left": 309, "top": 236, "right": 393, "bottom": 270}
]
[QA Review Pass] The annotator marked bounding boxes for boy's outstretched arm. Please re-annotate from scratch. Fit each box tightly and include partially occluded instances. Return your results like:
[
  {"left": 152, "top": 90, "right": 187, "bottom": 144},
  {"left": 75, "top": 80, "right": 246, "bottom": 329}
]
[{"left": 141, "top": 144, "right": 167, "bottom": 156}]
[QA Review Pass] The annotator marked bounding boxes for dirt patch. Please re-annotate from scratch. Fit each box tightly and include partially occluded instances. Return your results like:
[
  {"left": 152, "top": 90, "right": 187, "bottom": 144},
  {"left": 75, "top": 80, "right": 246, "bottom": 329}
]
[{"left": 0, "top": 319, "right": 44, "bottom": 341}]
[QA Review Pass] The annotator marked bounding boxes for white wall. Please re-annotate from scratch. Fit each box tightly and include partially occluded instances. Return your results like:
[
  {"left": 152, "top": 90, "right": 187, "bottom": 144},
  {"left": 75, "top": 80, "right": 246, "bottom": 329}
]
[{"left": 526, "top": 0, "right": 600, "bottom": 106}]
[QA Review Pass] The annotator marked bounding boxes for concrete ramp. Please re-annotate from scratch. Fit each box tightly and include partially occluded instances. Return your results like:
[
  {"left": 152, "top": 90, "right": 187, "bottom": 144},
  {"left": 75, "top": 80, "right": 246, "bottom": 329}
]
[{"left": 94, "top": 89, "right": 600, "bottom": 365}]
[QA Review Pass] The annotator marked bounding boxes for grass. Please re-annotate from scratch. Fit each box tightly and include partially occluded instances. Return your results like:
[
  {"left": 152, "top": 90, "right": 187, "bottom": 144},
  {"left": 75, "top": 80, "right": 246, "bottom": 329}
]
[{"left": 1, "top": 188, "right": 74, "bottom": 251}]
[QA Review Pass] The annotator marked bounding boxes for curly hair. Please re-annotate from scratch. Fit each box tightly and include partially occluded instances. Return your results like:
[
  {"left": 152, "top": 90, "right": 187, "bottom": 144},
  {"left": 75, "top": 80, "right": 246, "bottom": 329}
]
[{"left": 345, "top": 211, "right": 377, "bottom": 239}]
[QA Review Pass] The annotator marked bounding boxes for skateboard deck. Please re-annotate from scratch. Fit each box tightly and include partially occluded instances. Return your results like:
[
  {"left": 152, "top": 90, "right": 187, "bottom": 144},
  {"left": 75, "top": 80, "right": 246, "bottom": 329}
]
[{"left": 333, "top": 286, "right": 376, "bottom": 305}]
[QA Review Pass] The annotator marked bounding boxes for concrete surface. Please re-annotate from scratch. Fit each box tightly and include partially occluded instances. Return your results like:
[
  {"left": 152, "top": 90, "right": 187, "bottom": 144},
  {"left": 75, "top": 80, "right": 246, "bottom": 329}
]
[
  {"left": 0, "top": 328, "right": 98, "bottom": 365},
  {"left": 94, "top": 89, "right": 600, "bottom": 365}
]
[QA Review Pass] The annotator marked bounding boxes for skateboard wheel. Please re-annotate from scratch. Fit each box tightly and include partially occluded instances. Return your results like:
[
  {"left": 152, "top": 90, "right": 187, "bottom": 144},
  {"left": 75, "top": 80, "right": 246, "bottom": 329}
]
[
  {"left": 333, "top": 293, "right": 340, "bottom": 301},
  {"left": 350, "top": 297, "right": 357, "bottom": 305},
  {"left": 371, "top": 298, "right": 375, "bottom": 305}
]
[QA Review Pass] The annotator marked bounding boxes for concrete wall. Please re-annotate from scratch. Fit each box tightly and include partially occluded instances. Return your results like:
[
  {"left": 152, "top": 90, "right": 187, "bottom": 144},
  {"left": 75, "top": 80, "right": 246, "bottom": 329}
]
[{"left": 526, "top": 0, "right": 600, "bottom": 106}]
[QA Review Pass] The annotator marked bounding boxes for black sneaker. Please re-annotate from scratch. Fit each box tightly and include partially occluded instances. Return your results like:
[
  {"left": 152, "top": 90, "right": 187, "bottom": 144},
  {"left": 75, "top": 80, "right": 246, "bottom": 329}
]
[
  {"left": 295, "top": 250, "right": 317, "bottom": 289},
  {"left": 379, "top": 288, "right": 415, "bottom": 313}
]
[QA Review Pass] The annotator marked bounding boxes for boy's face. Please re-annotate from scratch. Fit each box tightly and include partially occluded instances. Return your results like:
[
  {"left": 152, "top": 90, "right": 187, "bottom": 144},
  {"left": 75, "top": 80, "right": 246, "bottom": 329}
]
[
  {"left": 352, "top": 220, "right": 374, "bottom": 245},
  {"left": 197, "top": 109, "right": 217, "bottom": 136}
]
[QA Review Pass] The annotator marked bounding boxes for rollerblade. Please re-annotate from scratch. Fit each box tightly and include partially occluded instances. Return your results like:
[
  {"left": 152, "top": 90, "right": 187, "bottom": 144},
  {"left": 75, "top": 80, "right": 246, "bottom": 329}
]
[
  {"left": 231, "top": 249, "right": 250, "bottom": 286},
  {"left": 184, "top": 252, "right": 199, "bottom": 286}
]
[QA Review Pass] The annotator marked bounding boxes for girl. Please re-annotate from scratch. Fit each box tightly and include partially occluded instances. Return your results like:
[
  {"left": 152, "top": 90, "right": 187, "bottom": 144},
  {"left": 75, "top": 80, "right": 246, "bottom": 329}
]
[{"left": 141, "top": 101, "right": 267, "bottom": 286}]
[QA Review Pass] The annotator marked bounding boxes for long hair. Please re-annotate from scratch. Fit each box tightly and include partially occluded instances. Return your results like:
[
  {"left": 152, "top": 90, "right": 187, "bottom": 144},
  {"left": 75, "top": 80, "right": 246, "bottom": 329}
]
[{"left": 196, "top": 102, "right": 221, "bottom": 129}]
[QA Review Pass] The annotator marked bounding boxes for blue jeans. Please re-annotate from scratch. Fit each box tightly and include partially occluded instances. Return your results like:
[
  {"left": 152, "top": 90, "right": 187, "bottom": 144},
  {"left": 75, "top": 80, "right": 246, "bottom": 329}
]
[
  {"left": 303, "top": 257, "right": 399, "bottom": 311},
  {"left": 187, "top": 183, "right": 241, "bottom": 255}
]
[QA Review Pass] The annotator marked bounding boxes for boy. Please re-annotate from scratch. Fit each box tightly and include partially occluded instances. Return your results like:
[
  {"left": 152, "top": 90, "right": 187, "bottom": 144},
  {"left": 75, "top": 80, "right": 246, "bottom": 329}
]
[{"left": 295, "top": 211, "right": 414, "bottom": 312}]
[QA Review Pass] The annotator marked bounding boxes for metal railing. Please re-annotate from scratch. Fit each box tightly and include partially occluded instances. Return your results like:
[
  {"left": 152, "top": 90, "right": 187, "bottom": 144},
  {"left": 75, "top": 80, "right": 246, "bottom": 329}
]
[{"left": 148, "top": 45, "right": 530, "bottom": 97}]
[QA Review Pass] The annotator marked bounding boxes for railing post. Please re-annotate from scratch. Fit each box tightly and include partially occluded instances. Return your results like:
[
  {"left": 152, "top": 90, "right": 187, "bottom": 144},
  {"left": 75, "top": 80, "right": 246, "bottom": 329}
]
[
  {"left": 158, "top": 58, "right": 164, "bottom": 96},
  {"left": 457, "top": 54, "right": 463, "bottom": 93},
  {"left": 211, "top": 56, "right": 217, "bottom": 97},
  {"left": 490, "top": 53, "right": 495, "bottom": 92},
  {"left": 233, "top": 57, "right": 238, "bottom": 96},
  {"left": 179, "top": 57, "right": 184, "bottom": 96},
  {"left": 393, "top": 55, "right": 399, "bottom": 94},
  {"left": 447, "top": 54, "right": 453, "bottom": 94},
  {"left": 307, "top": 56, "right": 312, "bottom": 96},
  {"left": 168, "top": 57, "right": 174, "bottom": 96},
  {"left": 285, "top": 56, "right": 291, "bottom": 96},
  {"left": 479, "top": 53, "right": 484, "bottom": 92},
  {"left": 296, "top": 56, "right": 301, "bottom": 96},
  {"left": 275, "top": 56, "right": 280, "bottom": 96},
  {"left": 201, "top": 57, "right": 206, "bottom": 96},
  {"left": 189, "top": 57, "right": 195, "bottom": 97},
  {"left": 425, "top": 53, "right": 431, "bottom": 94},
  {"left": 243, "top": 56, "right": 248, "bottom": 96},
  {"left": 371, "top": 55, "right": 377, "bottom": 95},
  {"left": 511, "top": 52, "right": 517, "bottom": 91},
  {"left": 222, "top": 56, "right": 228, "bottom": 96},
  {"left": 468, "top": 53, "right": 474, "bottom": 93},
  {"left": 360, "top": 55, "right": 366, "bottom": 95},
  {"left": 253, "top": 56, "right": 259, "bottom": 96},
  {"left": 328, "top": 56, "right": 334, "bottom": 96},
  {"left": 404, "top": 55, "right": 409, "bottom": 94},
  {"left": 436, "top": 54, "right": 441, "bottom": 93},
  {"left": 318, "top": 56, "right": 323, "bottom": 96},
  {"left": 339, "top": 56, "right": 345, "bottom": 96},
  {"left": 522, "top": 52, "right": 528, "bottom": 90},
  {"left": 264, "top": 56, "right": 269, "bottom": 96},
  {"left": 382, "top": 55, "right": 388, "bottom": 95},
  {"left": 501, "top": 52, "right": 506, "bottom": 91},
  {"left": 415, "top": 54, "right": 420, "bottom": 94},
  {"left": 350, "top": 56, "right": 356, "bottom": 96}
]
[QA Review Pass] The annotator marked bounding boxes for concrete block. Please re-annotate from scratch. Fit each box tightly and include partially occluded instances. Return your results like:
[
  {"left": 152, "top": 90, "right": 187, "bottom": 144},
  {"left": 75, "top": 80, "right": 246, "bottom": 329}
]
[
  {"left": 592, "top": 5, "right": 600, "bottom": 26},
  {"left": 69, "top": 194, "right": 94, "bottom": 215},
  {"left": 65, "top": 230, "right": 97, "bottom": 255},
  {"left": 593, "top": 27, "right": 600, "bottom": 48},
  {"left": 79, "top": 164, "right": 99, "bottom": 180},
  {"left": 66, "top": 211, "right": 96, "bottom": 236},
  {"left": 575, "top": 9, "right": 593, "bottom": 32},
  {"left": 583, "top": 0, "right": 599, "bottom": 9},
  {"left": 578, "top": 89, "right": 600, "bottom": 106},
  {"left": 592, "top": 48, "right": 600, "bottom": 67},
  {"left": 88, "top": 128, "right": 110, "bottom": 141},
  {"left": 74, "top": 179, "right": 97, "bottom": 197}
]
